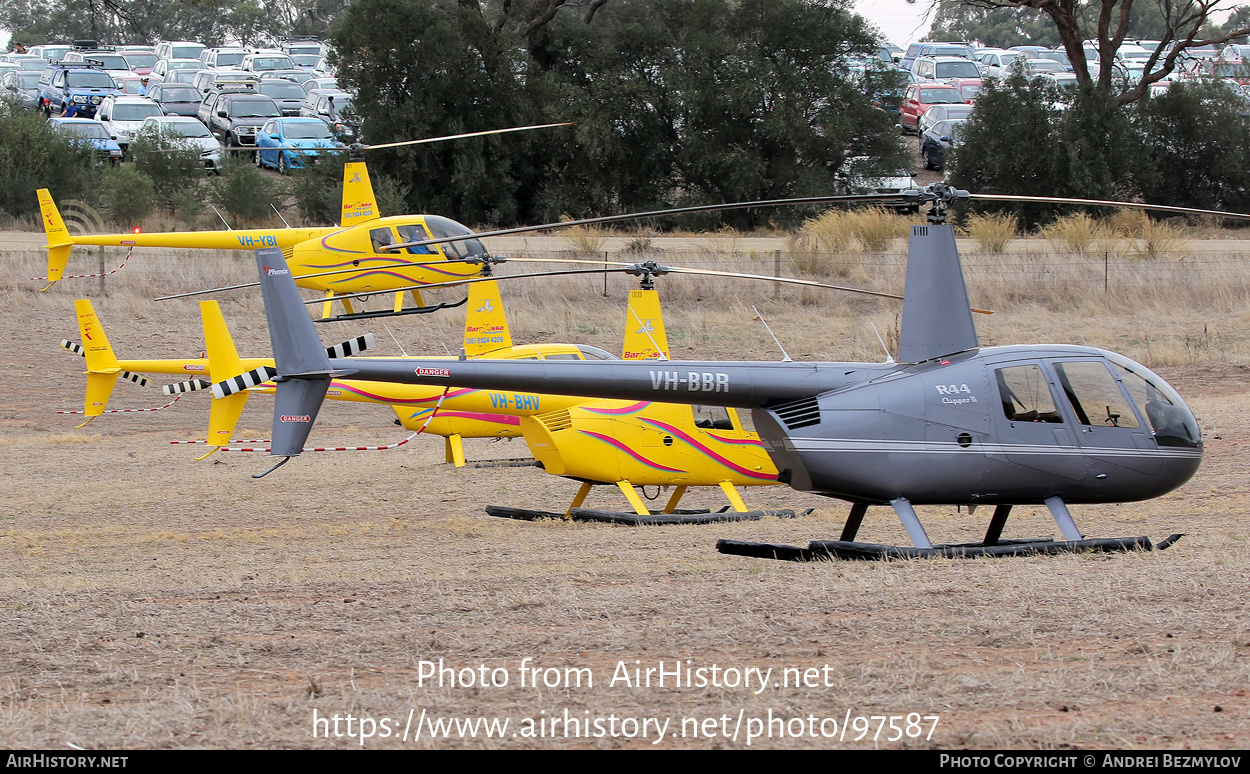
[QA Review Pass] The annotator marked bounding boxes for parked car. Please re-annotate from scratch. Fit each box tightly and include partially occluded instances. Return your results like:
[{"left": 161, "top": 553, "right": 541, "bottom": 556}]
[
  {"left": 300, "top": 89, "right": 357, "bottom": 140},
  {"left": 255, "top": 117, "right": 342, "bottom": 173},
  {"left": 38, "top": 62, "right": 121, "bottom": 117},
  {"left": 148, "top": 82, "right": 207, "bottom": 116},
  {"left": 920, "top": 119, "right": 965, "bottom": 170},
  {"left": 47, "top": 117, "right": 123, "bottom": 162},
  {"left": 898, "top": 83, "right": 966, "bottom": 134},
  {"left": 240, "top": 51, "right": 296, "bottom": 73},
  {"left": 154, "top": 41, "right": 206, "bottom": 62},
  {"left": 835, "top": 156, "right": 918, "bottom": 209},
  {"left": 96, "top": 94, "right": 164, "bottom": 150},
  {"left": 2, "top": 70, "right": 41, "bottom": 110},
  {"left": 137, "top": 115, "right": 223, "bottom": 172},
  {"left": 201, "top": 91, "right": 283, "bottom": 149},
  {"left": 256, "top": 78, "right": 307, "bottom": 115},
  {"left": 912, "top": 55, "right": 981, "bottom": 82},
  {"left": 918, "top": 103, "right": 974, "bottom": 134}
]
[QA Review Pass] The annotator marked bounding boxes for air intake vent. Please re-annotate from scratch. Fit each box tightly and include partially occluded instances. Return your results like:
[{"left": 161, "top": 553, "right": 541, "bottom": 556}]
[
  {"left": 536, "top": 409, "right": 573, "bottom": 432},
  {"left": 912, "top": 226, "right": 928, "bottom": 237},
  {"left": 771, "top": 397, "right": 821, "bottom": 430}
]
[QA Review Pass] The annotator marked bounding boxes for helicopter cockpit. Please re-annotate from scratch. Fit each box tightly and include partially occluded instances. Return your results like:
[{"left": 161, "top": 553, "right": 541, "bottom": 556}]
[
  {"left": 366, "top": 216, "right": 489, "bottom": 261},
  {"left": 1101, "top": 351, "right": 1202, "bottom": 448}
]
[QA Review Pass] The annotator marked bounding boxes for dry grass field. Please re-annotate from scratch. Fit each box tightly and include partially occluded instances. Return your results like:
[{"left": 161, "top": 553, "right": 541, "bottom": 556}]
[{"left": 0, "top": 225, "right": 1248, "bottom": 749}]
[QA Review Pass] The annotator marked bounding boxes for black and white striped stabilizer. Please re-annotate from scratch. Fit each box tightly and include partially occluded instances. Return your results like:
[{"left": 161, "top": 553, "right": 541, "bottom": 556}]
[
  {"left": 211, "top": 366, "right": 278, "bottom": 399},
  {"left": 163, "top": 378, "right": 212, "bottom": 396},
  {"left": 325, "top": 333, "right": 374, "bottom": 359},
  {"left": 59, "top": 340, "right": 150, "bottom": 387}
]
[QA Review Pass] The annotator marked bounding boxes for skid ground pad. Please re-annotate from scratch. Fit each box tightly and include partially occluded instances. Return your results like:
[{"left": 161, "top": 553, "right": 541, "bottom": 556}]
[
  {"left": 717, "top": 534, "right": 1181, "bottom": 561},
  {"left": 485, "top": 505, "right": 805, "bottom": 525}
]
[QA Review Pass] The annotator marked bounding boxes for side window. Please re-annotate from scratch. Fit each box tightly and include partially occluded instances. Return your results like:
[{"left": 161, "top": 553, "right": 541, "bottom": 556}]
[
  {"left": 369, "top": 227, "right": 395, "bottom": 252},
  {"left": 542, "top": 353, "right": 580, "bottom": 360},
  {"left": 693, "top": 405, "right": 734, "bottom": 430},
  {"left": 995, "top": 365, "right": 1062, "bottom": 423},
  {"left": 1053, "top": 361, "right": 1139, "bottom": 428},
  {"left": 729, "top": 408, "right": 756, "bottom": 434},
  {"left": 397, "top": 224, "right": 434, "bottom": 254}
]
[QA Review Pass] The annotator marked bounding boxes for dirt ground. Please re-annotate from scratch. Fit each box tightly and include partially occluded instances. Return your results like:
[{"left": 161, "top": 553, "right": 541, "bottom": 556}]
[{"left": 0, "top": 235, "right": 1248, "bottom": 750}]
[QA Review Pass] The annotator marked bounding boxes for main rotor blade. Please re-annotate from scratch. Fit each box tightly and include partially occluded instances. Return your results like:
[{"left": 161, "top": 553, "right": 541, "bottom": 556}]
[
  {"left": 381, "top": 193, "right": 914, "bottom": 253},
  {"left": 363, "top": 122, "right": 576, "bottom": 151},
  {"left": 970, "top": 194, "right": 1250, "bottom": 221}
]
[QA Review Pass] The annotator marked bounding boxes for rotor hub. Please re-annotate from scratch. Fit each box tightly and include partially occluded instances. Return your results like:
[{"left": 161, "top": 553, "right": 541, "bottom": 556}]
[{"left": 625, "top": 261, "right": 670, "bottom": 290}]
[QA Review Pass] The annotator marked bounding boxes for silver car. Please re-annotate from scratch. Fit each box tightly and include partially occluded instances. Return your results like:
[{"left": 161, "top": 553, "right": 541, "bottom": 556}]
[{"left": 137, "top": 115, "right": 224, "bottom": 173}]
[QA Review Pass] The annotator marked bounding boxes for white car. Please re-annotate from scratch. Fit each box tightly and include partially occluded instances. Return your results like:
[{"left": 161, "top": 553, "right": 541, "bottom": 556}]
[
  {"left": 137, "top": 115, "right": 224, "bottom": 173},
  {"left": 95, "top": 95, "right": 164, "bottom": 151}
]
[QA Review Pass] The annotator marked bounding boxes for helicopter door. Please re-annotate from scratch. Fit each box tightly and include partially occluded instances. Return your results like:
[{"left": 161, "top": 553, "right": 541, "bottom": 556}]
[
  {"left": 1050, "top": 360, "right": 1160, "bottom": 475},
  {"left": 992, "top": 363, "right": 1086, "bottom": 481}
]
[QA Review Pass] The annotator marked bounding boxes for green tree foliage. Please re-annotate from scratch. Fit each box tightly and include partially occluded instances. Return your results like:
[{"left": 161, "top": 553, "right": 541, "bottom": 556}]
[
  {"left": 331, "top": 0, "right": 904, "bottom": 229},
  {"left": 210, "top": 154, "right": 278, "bottom": 225},
  {"left": 0, "top": 110, "right": 98, "bottom": 221},
  {"left": 1133, "top": 81, "right": 1250, "bottom": 213},
  {"left": 128, "top": 125, "right": 204, "bottom": 214},
  {"left": 926, "top": 2, "right": 1063, "bottom": 48},
  {"left": 950, "top": 77, "right": 1250, "bottom": 226},
  {"left": 99, "top": 163, "right": 153, "bottom": 225}
]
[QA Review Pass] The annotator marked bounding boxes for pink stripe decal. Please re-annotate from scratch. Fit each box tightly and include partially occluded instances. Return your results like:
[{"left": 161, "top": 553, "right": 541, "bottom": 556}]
[
  {"left": 641, "top": 418, "right": 775, "bottom": 480},
  {"left": 704, "top": 432, "right": 764, "bottom": 447},
  {"left": 578, "top": 430, "right": 686, "bottom": 473},
  {"left": 582, "top": 401, "right": 652, "bottom": 416},
  {"left": 409, "top": 410, "right": 520, "bottom": 426},
  {"left": 329, "top": 382, "right": 476, "bottom": 404}
]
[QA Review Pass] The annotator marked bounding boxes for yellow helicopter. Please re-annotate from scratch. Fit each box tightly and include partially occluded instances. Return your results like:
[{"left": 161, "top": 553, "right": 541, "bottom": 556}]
[{"left": 38, "top": 123, "right": 572, "bottom": 317}]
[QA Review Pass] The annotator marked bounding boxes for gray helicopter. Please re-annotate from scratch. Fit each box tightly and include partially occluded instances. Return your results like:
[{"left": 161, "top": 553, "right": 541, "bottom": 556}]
[{"left": 237, "top": 184, "right": 1204, "bottom": 560}]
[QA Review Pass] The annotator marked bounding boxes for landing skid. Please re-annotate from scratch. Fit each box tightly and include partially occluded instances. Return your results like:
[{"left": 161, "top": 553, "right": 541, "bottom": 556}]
[
  {"left": 313, "top": 297, "right": 468, "bottom": 324},
  {"left": 485, "top": 505, "right": 807, "bottom": 525},
  {"left": 718, "top": 534, "right": 1181, "bottom": 562}
]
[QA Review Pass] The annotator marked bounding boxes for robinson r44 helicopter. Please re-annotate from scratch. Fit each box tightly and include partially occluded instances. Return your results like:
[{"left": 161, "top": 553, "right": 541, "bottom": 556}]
[{"left": 238, "top": 183, "right": 1206, "bottom": 560}]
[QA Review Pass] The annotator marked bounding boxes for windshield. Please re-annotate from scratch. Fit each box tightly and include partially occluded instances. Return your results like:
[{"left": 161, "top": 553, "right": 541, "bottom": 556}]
[
  {"left": 283, "top": 122, "right": 332, "bottom": 139},
  {"left": 125, "top": 53, "right": 157, "bottom": 68},
  {"left": 250, "top": 56, "right": 294, "bottom": 71},
  {"left": 959, "top": 83, "right": 981, "bottom": 99},
  {"left": 66, "top": 71, "right": 115, "bottom": 88},
  {"left": 172, "top": 45, "right": 205, "bottom": 59},
  {"left": 1214, "top": 63, "right": 1250, "bottom": 77},
  {"left": 926, "top": 46, "right": 972, "bottom": 59},
  {"left": 1103, "top": 352, "right": 1201, "bottom": 447},
  {"left": 229, "top": 99, "right": 281, "bottom": 118},
  {"left": 159, "top": 86, "right": 200, "bottom": 101},
  {"left": 113, "top": 103, "right": 162, "bottom": 121},
  {"left": 424, "top": 216, "right": 486, "bottom": 259},
  {"left": 329, "top": 96, "right": 352, "bottom": 117},
  {"left": 58, "top": 122, "right": 109, "bottom": 139},
  {"left": 16, "top": 73, "right": 39, "bottom": 88},
  {"left": 935, "top": 61, "right": 980, "bottom": 79},
  {"left": 259, "top": 82, "right": 305, "bottom": 99},
  {"left": 170, "top": 71, "right": 198, "bottom": 84},
  {"left": 87, "top": 55, "right": 129, "bottom": 70},
  {"left": 17, "top": 59, "right": 45, "bottom": 71},
  {"left": 920, "top": 88, "right": 964, "bottom": 104},
  {"left": 215, "top": 52, "right": 246, "bottom": 67},
  {"left": 165, "top": 120, "right": 210, "bottom": 138}
]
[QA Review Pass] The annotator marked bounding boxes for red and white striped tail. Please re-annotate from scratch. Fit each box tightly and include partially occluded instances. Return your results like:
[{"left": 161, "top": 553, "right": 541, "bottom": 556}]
[
  {"left": 34, "top": 246, "right": 133, "bottom": 281},
  {"left": 58, "top": 395, "right": 184, "bottom": 415},
  {"left": 218, "top": 431, "right": 420, "bottom": 453}
]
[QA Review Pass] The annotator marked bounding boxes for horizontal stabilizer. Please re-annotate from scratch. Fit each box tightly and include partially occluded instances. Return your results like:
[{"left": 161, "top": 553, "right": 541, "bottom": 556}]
[
  {"left": 211, "top": 366, "right": 277, "bottom": 399},
  {"left": 61, "top": 340, "right": 149, "bottom": 386},
  {"left": 326, "top": 333, "right": 374, "bottom": 359}
]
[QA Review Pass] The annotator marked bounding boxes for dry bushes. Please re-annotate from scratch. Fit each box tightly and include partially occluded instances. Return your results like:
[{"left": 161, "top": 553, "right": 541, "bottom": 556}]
[
  {"left": 785, "top": 208, "right": 912, "bottom": 276},
  {"left": 964, "top": 212, "right": 1018, "bottom": 253},
  {"left": 563, "top": 224, "right": 609, "bottom": 256}
]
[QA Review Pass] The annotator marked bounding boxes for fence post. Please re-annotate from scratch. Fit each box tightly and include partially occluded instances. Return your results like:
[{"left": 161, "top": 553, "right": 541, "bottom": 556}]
[
  {"left": 603, "top": 251, "right": 609, "bottom": 297},
  {"left": 773, "top": 249, "right": 781, "bottom": 300},
  {"left": 1104, "top": 251, "right": 1109, "bottom": 293}
]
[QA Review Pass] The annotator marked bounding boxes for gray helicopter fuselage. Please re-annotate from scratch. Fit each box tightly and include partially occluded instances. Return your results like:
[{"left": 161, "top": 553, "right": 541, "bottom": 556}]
[{"left": 333, "top": 343, "right": 1201, "bottom": 507}]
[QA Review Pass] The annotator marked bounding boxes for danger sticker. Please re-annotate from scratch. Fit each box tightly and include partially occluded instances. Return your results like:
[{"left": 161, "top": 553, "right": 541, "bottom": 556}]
[
  {"left": 280, "top": 415, "right": 310, "bottom": 423},
  {"left": 416, "top": 367, "right": 450, "bottom": 378}
]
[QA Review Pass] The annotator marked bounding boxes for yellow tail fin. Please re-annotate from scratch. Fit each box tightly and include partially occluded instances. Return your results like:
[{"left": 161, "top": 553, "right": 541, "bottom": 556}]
[
  {"left": 39, "top": 189, "right": 75, "bottom": 285},
  {"left": 75, "top": 300, "right": 120, "bottom": 416},
  {"left": 340, "top": 161, "right": 380, "bottom": 226},
  {"left": 463, "top": 279, "right": 512, "bottom": 357},
  {"left": 200, "top": 301, "right": 249, "bottom": 447},
  {"left": 621, "top": 289, "right": 670, "bottom": 360}
]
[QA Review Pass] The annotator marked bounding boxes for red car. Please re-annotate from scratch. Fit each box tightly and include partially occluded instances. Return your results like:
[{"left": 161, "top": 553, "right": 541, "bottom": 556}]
[{"left": 898, "top": 83, "right": 967, "bottom": 134}]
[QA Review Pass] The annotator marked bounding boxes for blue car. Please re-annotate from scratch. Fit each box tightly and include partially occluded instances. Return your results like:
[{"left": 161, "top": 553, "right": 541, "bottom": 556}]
[
  {"left": 47, "top": 118, "right": 124, "bottom": 163},
  {"left": 254, "top": 117, "right": 342, "bottom": 173}
]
